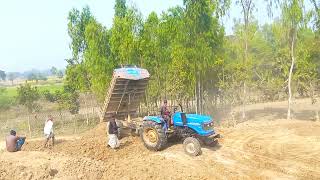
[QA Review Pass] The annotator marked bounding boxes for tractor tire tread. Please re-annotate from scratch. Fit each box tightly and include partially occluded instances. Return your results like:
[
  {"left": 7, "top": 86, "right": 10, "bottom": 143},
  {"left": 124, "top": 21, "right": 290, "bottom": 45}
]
[
  {"left": 141, "top": 121, "right": 167, "bottom": 151},
  {"left": 183, "top": 137, "right": 202, "bottom": 156}
]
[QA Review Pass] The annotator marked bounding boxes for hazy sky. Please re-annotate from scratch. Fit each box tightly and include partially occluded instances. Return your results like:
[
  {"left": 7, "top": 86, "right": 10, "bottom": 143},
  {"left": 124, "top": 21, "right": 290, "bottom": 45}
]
[{"left": 0, "top": 0, "right": 279, "bottom": 72}]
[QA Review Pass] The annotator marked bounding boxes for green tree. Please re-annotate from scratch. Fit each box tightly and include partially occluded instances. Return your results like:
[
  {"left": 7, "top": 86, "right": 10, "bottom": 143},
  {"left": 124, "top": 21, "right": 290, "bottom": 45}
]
[
  {"left": 115, "top": 0, "right": 127, "bottom": 18},
  {"left": 0, "top": 87, "right": 14, "bottom": 110},
  {"left": 173, "top": 0, "right": 226, "bottom": 113},
  {"left": 42, "top": 88, "right": 79, "bottom": 115},
  {"left": 311, "top": 0, "right": 320, "bottom": 34},
  {"left": 139, "top": 12, "right": 163, "bottom": 104},
  {"left": 57, "top": 70, "right": 64, "bottom": 78},
  {"left": 7, "top": 72, "right": 17, "bottom": 85},
  {"left": 66, "top": 6, "right": 94, "bottom": 92},
  {"left": 84, "top": 19, "right": 114, "bottom": 100},
  {"left": 16, "top": 83, "right": 41, "bottom": 113},
  {"left": 110, "top": 5, "right": 142, "bottom": 65},
  {"left": 16, "top": 83, "right": 41, "bottom": 136},
  {"left": 50, "top": 66, "right": 58, "bottom": 76},
  {"left": 236, "top": 0, "right": 255, "bottom": 119},
  {"left": 0, "top": 70, "right": 6, "bottom": 81},
  {"left": 281, "top": 0, "right": 305, "bottom": 120}
]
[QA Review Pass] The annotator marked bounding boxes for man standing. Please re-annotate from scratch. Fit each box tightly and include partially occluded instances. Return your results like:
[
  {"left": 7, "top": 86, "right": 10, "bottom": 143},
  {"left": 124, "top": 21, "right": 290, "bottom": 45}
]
[
  {"left": 107, "top": 114, "right": 120, "bottom": 149},
  {"left": 5, "top": 130, "right": 26, "bottom": 152},
  {"left": 43, "top": 115, "right": 55, "bottom": 148}
]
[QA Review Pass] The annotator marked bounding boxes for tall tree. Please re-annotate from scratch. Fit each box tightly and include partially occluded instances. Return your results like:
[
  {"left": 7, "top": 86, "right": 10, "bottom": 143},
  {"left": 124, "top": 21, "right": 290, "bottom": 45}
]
[
  {"left": 84, "top": 19, "right": 113, "bottom": 100},
  {"left": 267, "top": 0, "right": 306, "bottom": 119},
  {"left": 66, "top": 6, "right": 94, "bottom": 92},
  {"left": 114, "top": 0, "right": 127, "bottom": 18},
  {"left": 0, "top": 70, "right": 6, "bottom": 81},
  {"left": 181, "top": 0, "right": 227, "bottom": 113},
  {"left": 50, "top": 66, "right": 58, "bottom": 76},
  {"left": 311, "top": 0, "right": 320, "bottom": 33},
  {"left": 7, "top": 72, "right": 17, "bottom": 85},
  {"left": 139, "top": 12, "right": 162, "bottom": 102},
  {"left": 110, "top": 4, "right": 142, "bottom": 65},
  {"left": 236, "top": 0, "right": 255, "bottom": 119},
  {"left": 16, "top": 83, "right": 41, "bottom": 113}
]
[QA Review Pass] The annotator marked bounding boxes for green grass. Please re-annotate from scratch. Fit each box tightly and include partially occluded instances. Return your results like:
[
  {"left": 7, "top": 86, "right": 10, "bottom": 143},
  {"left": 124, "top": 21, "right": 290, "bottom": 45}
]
[
  {"left": 3, "top": 83, "right": 63, "bottom": 99},
  {"left": 5, "top": 87, "right": 18, "bottom": 97}
]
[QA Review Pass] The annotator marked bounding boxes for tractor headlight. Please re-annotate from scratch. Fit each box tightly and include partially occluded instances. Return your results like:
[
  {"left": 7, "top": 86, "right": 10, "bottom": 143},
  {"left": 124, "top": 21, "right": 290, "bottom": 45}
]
[{"left": 202, "top": 122, "right": 214, "bottom": 131}]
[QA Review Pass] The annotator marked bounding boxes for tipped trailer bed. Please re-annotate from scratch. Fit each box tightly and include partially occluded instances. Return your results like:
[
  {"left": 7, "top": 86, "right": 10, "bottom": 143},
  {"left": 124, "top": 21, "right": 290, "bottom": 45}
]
[{"left": 100, "top": 65, "right": 150, "bottom": 130}]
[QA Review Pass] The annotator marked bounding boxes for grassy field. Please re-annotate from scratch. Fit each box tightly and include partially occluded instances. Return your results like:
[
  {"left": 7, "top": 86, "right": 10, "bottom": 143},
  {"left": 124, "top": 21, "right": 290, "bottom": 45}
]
[{"left": 2, "top": 83, "right": 63, "bottom": 99}]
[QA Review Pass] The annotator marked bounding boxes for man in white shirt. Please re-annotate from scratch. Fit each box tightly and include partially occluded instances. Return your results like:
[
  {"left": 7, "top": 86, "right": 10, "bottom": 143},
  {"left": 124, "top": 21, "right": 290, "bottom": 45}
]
[{"left": 43, "top": 115, "right": 55, "bottom": 148}]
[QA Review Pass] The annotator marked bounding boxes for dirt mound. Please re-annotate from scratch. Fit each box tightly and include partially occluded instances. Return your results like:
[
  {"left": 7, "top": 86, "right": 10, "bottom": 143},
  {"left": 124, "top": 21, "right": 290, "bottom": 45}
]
[
  {"left": 0, "top": 151, "right": 106, "bottom": 180},
  {"left": 2, "top": 119, "right": 320, "bottom": 179},
  {"left": 23, "top": 123, "right": 147, "bottom": 162}
]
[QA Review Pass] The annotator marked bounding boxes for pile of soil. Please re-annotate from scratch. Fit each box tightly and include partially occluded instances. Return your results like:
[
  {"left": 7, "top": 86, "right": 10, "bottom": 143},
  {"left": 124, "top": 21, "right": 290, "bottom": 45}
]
[
  {"left": 1, "top": 119, "right": 320, "bottom": 179},
  {"left": 23, "top": 123, "right": 148, "bottom": 161}
]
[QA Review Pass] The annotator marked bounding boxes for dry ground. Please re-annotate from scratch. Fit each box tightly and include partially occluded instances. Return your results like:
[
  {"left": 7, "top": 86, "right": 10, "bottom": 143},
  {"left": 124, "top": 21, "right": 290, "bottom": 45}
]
[{"left": 1, "top": 118, "right": 320, "bottom": 180}]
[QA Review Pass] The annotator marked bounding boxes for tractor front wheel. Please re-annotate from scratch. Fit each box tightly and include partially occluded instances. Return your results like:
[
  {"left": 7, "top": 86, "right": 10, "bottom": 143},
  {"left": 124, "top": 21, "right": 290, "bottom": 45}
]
[
  {"left": 140, "top": 121, "right": 167, "bottom": 151},
  {"left": 183, "top": 137, "right": 202, "bottom": 156}
]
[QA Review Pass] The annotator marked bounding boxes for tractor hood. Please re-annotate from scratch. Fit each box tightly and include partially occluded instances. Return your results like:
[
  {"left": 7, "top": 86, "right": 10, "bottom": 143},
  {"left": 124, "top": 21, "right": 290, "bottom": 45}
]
[
  {"left": 172, "top": 112, "right": 213, "bottom": 126},
  {"left": 185, "top": 114, "right": 212, "bottom": 124},
  {"left": 172, "top": 112, "right": 215, "bottom": 136}
]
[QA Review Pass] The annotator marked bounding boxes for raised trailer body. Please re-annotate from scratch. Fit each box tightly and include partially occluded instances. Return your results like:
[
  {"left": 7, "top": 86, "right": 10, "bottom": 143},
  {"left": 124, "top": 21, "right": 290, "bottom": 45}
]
[{"left": 100, "top": 66, "right": 150, "bottom": 129}]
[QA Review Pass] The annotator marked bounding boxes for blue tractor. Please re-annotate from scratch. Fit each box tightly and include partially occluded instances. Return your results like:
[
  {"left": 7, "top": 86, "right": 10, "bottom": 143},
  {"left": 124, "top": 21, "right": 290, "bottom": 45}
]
[
  {"left": 141, "top": 104, "right": 220, "bottom": 156},
  {"left": 100, "top": 65, "right": 220, "bottom": 156}
]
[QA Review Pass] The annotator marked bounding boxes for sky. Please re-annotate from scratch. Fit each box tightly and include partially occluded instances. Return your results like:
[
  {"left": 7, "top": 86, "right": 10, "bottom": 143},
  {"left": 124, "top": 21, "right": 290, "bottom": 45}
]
[{"left": 0, "top": 0, "right": 288, "bottom": 72}]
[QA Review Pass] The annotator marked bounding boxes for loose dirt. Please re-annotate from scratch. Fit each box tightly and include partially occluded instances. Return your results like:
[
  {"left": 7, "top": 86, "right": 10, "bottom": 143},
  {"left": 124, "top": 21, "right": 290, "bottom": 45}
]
[{"left": 1, "top": 119, "right": 320, "bottom": 180}]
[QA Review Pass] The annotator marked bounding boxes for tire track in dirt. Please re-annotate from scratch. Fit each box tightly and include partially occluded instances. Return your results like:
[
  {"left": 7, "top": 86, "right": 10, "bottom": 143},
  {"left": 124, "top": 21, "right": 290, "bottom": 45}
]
[{"left": 214, "top": 120, "right": 320, "bottom": 179}]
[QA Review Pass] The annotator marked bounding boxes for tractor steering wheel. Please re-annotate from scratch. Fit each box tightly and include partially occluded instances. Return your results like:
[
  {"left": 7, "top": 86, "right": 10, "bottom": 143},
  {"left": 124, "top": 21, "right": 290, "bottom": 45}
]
[{"left": 173, "top": 104, "right": 183, "bottom": 113}]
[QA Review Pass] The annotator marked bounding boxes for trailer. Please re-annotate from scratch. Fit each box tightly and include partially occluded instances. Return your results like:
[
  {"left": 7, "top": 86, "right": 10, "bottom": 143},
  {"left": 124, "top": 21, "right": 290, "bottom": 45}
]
[
  {"left": 100, "top": 65, "right": 220, "bottom": 156},
  {"left": 100, "top": 65, "right": 150, "bottom": 133}
]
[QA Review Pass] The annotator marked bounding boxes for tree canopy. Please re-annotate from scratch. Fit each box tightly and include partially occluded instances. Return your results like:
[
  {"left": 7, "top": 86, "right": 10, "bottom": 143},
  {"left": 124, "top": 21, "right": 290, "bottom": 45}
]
[{"left": 64, "top": 0, "right": 320, "bottom": 117}]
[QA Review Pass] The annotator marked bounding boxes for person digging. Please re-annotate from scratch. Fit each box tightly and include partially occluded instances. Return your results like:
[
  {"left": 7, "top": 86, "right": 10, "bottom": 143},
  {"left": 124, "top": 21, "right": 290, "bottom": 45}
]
[{"left": 43, "top": 115, "right": 55, "bottom": 148}]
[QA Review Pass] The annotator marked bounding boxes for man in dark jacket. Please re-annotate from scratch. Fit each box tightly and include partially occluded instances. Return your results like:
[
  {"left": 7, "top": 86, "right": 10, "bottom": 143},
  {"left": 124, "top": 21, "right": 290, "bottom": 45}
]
[
  {"left": 5, "top": 130, "right": 26, "bottom": 152},
  {"left": 107, "top": 114, "right": 120, "bottom": 149}
]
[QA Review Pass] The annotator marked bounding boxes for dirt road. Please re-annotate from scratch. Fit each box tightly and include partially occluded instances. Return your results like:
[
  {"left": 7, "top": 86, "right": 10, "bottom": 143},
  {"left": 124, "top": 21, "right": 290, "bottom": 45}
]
[{"left": 1, "top": 119, "right": 320, "bottom": 180}]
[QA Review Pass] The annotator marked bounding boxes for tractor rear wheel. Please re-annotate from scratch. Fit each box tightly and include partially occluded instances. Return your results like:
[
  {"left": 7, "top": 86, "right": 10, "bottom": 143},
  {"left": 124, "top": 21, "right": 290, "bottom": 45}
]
[
  {"left": 140, "top": 121, "right": 167, "bottom": 151},
  {"left": 183, "top": 137, "right": 202, "bottom": 156}
]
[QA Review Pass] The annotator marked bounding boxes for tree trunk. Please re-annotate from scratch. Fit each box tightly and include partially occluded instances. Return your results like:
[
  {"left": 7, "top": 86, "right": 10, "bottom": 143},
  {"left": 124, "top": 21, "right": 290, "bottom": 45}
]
[
  {"left": 309, "top": 82, "right": 319, "bottom": 121},
  {"left": 241, "top": 0, "right": 251, "bottom": 121},
  {"left": 198, "top": 71, "right": 201, "bottom": 114},
  {"left": 195, "top": 82, "right": 198, "bottom": 114},
  {"left": 59, "top": 110, "right": 63, "bottom": 131},
  {"left": 73, "top": 115, "right": 77, "bottom": 133},
  {"left": 242, "top": 82, "right": 246, "bottom": 120},
  {"left": 287, "top": 34, "right": 296, "bottom": 120},
  {"left": 84, "top": 93, "right": 90, "bottom": 126},
  {"left": 199, "top": 72, "right": 203, "bottom": 114},
  {"left": 27, "top": 115, "right": 32, "bottom": 137}
]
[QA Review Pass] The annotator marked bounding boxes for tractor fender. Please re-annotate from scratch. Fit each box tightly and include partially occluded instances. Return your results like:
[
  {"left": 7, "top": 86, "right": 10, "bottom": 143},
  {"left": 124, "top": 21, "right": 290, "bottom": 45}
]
[{"left": 143, "top": 116, "right": 163, "bottom": 124}]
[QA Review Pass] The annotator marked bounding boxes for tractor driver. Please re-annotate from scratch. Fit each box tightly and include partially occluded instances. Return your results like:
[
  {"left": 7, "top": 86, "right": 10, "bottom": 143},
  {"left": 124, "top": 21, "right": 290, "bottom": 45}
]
[{"left": 160, "top": 100, "right": 171, "bottom": 127}]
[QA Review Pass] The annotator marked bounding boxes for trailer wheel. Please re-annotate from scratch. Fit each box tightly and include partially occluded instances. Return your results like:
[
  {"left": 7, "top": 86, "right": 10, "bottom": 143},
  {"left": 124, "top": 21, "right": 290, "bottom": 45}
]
[
  {"left": 141, "top": 121, "right": 167, "bottom": 151},
  {"left": 183, "top": 137, "right": 202, "bottom": 156}
]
